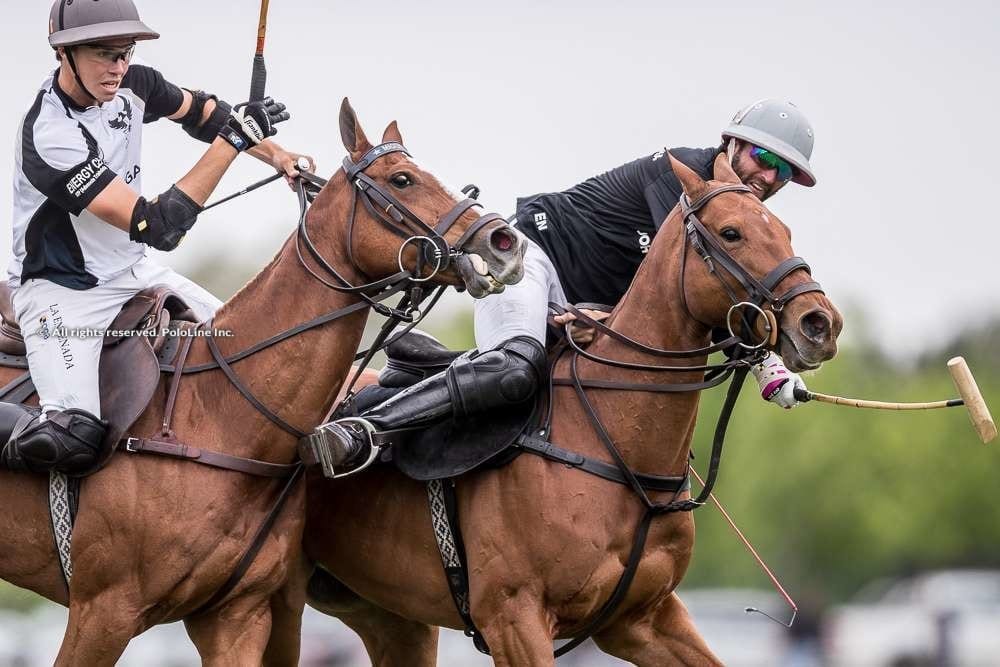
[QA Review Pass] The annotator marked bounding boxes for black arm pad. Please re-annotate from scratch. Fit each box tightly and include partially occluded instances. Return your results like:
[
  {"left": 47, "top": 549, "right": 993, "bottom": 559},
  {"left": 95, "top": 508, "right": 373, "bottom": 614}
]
[
  {"left": 129, "top": 185, "right": 202, "bottom": 251},
  {"left": 175, "top": 89, "right": 233, "bottom": 143}
]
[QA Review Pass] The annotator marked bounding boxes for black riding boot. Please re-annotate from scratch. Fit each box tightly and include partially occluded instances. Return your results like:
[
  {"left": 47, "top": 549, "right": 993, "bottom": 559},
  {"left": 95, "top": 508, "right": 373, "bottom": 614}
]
[
  {"left": 0, "top": 404, "right": 108, "bottom": 475},
  {"left": 301, "top": 336, "right": 546, "bottom": 477}
]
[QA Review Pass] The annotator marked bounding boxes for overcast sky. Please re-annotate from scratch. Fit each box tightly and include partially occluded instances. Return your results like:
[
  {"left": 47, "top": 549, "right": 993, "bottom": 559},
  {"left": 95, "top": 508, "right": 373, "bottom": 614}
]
[{"left": 2, "top": 0, "right": 997, "bottom": 358}]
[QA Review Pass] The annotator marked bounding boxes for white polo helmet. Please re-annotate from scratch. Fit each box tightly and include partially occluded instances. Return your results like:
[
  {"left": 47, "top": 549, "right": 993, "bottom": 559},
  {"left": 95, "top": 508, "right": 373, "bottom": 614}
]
[{"left": 723, "top": 99, "right": 817, "bottom": 187}]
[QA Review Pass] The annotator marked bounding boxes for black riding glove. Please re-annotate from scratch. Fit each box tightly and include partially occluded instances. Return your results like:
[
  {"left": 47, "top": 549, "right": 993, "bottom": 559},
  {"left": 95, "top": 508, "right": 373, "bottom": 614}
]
[{"left": 217, "top": 96, "right": 290, "bottom": 152}]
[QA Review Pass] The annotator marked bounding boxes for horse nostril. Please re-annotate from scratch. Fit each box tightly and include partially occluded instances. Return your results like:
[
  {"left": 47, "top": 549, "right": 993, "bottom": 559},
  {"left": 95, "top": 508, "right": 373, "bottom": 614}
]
[
  {"left": 491, "top": 229, "right": 515, "bottom": 253},
  {"left": 801, "top": 310, "right": 831, "bottom": 344}
]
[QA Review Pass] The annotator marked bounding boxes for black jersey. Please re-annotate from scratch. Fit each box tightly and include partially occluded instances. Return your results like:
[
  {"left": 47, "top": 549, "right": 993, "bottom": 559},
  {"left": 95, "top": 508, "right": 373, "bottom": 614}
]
[{"left": 515, "top": 146, "right": 720, "bottom": 306}]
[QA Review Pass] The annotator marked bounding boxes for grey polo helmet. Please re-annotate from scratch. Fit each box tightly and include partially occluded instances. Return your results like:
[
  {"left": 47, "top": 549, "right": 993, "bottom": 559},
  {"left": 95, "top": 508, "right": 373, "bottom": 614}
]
[
  {"left": 723, "top": 99, "right": 816, "bottom": 187},
  {"left": 48, "top": 0, "right": 159, "bottom": 49}
]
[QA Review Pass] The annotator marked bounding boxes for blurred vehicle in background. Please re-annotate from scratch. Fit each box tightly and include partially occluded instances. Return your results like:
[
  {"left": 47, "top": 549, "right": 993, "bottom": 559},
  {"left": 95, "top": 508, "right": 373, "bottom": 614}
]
[{"left": 823, "top": 568, "right": 1000, "bottom": 667}]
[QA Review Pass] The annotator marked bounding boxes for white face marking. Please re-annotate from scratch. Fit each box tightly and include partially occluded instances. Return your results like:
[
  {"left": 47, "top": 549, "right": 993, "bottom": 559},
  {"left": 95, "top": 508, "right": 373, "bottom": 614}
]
[{"left": 757, "top": 208, "right": 771, "bottom": 225}]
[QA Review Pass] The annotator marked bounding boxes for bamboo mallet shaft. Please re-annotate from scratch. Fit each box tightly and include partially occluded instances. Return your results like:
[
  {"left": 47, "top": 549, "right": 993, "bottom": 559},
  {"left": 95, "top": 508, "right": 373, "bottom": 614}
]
[
  {"left": 802, "top": 393, "right": 963, "bottom": 411},
  {"left": 793, "top": 356, "right": 996, "bottom": 444}
]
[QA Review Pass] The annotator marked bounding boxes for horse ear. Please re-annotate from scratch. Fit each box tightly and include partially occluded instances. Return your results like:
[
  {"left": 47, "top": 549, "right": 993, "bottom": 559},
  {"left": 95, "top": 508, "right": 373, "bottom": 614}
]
[
  {"left": 668, "top": 152, "right": 706, "bottom": 197},
  {"left": 339, "top": 98, "right": 372, "bottom": 155},
  {"left": 711, "top": 151, "right": 741, "bottom": 184},
  {"left": 382, "top": 120, "right": 403, "bottom": 144}
]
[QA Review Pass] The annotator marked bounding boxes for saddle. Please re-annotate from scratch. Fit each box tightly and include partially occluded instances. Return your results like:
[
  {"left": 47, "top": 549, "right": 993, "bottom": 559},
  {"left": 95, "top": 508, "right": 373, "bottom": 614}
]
[
  {"left": 342, "top": 330, "right": 540, "bottom": 481},
  {"left": 0, "top": 283, "right": 199, "bottom": 471}
]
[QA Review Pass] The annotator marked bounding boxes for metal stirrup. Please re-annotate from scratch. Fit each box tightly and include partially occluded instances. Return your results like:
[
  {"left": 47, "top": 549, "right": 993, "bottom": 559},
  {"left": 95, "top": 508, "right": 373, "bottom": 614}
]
[{"left": 329, "top": 417, "right": 381, "bottom": 479}]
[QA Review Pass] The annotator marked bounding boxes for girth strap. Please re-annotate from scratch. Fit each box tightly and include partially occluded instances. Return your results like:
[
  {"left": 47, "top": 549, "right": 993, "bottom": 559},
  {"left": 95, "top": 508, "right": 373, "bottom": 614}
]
[{"left": 427, "top": 479, "right": 492, "bottom": 655}]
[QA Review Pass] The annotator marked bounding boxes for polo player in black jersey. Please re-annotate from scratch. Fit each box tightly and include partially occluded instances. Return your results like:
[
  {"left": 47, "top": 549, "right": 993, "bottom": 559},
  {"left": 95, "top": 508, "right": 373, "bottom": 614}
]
[{"left": 304, "top": 99, "right": 819, "bottom": 474}]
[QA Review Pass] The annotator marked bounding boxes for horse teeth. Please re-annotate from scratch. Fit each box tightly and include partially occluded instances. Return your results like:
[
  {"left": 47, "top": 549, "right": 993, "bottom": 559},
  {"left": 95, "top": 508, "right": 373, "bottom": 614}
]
[{"left": 468, "top": 253, "right": 490, "bottom": 276}]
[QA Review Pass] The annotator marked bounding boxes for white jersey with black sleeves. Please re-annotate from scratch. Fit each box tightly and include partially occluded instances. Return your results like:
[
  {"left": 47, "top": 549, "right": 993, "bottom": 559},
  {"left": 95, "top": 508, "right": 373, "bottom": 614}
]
[{"left": 7, "top": 62, "right": 183, "bottom": 290}]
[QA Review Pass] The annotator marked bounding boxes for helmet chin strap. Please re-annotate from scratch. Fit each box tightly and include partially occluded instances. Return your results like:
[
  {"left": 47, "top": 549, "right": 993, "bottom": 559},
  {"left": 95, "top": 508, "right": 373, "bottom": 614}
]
[
  {"left": 63, "top": 48, "right": 99, "bottom": 106},
  {"left": 726, "top": 137, "right": 738, "bottom": 166}
]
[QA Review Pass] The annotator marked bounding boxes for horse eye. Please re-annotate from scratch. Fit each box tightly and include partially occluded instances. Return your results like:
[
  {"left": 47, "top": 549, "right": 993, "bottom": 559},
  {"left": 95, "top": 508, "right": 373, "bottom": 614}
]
[
  {"left": 720, "top": 228, "right": 741, "bottom": 242},
  {"left": 390, "top": 173, "right": 412, "bottom": 189}
]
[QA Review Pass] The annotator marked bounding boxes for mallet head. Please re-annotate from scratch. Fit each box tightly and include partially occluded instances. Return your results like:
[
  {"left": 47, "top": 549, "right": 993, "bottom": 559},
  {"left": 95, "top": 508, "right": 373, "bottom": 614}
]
[{"left": 947, "top": 357, "right": 997, "bottom": 444}]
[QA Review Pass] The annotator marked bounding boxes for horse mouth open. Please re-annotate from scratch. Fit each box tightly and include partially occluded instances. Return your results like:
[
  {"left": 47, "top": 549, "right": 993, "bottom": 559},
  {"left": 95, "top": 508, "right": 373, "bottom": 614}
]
[{"left": 453, "top": 227, "right": 526, "bottom": 298}]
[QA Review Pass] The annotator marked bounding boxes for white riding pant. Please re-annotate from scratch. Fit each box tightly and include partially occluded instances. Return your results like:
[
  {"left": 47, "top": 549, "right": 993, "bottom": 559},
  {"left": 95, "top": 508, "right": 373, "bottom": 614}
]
[
  {"left": 474, "top": 239, "right": 567, "bottom": 350},
  {"left": 12, "top": 257, "right": 222, "bottom": 417}
]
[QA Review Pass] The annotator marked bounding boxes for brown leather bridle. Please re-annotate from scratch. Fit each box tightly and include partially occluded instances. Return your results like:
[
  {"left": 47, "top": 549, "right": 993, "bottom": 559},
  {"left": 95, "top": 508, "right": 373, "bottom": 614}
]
[
  {"left": 678, "top": 184, "right": 824, "bottom": 349},
  {"left": 295, "top": 141, "right": 508, "bottom": 319}
]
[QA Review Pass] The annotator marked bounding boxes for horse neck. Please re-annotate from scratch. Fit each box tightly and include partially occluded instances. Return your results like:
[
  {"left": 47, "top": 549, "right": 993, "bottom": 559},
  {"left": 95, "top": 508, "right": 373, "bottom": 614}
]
[
  {"left": 567, "top": 214, "right": 711, "bottom": 477},
  {"left": 189, "top": 172, "right": 373, "bottom": 459}
]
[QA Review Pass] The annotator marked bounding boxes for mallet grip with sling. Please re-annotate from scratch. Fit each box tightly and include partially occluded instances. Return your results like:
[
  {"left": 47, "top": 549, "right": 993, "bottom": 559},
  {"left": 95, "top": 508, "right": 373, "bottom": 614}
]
[
  {"left": 249, "top": 0, "right": 271, "bottom": 102},
  {"left": 792, "top": 357, "right": 996, "bottom": 444}
]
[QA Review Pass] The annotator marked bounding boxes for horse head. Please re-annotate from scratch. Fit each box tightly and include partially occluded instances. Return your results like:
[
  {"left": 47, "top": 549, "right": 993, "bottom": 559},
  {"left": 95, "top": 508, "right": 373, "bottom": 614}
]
[
  {"left": 668, "top": 152, "right": 842, "bottom": 371},
  {"left": 303, "top": 98, "right": 524, "bottom": 298}
]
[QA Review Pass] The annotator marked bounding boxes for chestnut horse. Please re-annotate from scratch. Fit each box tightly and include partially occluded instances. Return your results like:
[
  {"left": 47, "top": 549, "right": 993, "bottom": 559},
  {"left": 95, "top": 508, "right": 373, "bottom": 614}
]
[
  {"left": 300, "top": 152, "right": 843, "bottom": 666},
  {"left": 0, "top": 99, "right": 523, "bottom": 665}
]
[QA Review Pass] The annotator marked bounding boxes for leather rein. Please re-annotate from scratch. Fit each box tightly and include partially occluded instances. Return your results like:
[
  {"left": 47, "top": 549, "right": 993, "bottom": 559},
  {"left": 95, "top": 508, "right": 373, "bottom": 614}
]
[{"left": 535, "top": 183, "right": 825, "bottom": 656}]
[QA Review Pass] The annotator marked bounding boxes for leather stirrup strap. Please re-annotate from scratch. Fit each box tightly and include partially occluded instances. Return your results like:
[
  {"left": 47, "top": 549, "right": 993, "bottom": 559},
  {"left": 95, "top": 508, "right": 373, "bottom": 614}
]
[
  {"left": 122, "top": 437, "right": 299, "bottom": 478},
  {"left": 161, "top": 329, "right": 195, "bottom": 435}
]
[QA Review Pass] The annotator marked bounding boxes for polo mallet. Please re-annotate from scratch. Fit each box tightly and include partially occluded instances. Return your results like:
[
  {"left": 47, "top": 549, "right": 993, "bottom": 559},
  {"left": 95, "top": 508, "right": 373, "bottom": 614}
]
[
  {"left": 793, "top": 357, "right": 997, "bottom": 444},
  {"left": 249, "top": 0, "right": 271, "bottom": 102}
]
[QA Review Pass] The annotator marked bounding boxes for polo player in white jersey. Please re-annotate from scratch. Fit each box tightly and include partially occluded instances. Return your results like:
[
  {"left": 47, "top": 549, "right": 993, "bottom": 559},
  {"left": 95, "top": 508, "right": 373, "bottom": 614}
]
[{"left": 1, "top": 0, "right": 313, "bottom": 474}]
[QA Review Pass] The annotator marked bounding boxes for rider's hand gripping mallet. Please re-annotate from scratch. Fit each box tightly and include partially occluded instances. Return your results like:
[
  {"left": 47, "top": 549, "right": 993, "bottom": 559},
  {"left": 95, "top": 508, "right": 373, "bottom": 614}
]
[{"left": 793, "top": 356, "right": 996, "bottom": 444}]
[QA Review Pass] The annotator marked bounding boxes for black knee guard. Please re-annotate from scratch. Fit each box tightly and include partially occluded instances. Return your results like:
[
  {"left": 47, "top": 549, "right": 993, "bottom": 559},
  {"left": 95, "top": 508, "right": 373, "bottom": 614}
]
[
  {"left": 1, "top": 409, "right": 107, "bottom": 475},
  {"left": 445, "top": 336, "right": 546, "bottom": 418}
]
